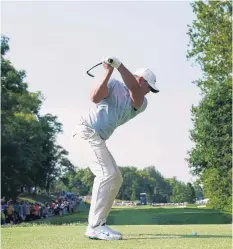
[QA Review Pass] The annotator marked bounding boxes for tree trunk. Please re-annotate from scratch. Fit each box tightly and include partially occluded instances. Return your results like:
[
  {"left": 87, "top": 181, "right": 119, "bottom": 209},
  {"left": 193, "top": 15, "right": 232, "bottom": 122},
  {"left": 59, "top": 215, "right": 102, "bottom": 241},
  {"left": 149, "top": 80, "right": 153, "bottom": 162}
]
[
  {"left": 46, "top": 182, "right": 50, "bottom": 195},
  {"left": 34, "top": 183, "right": 37, "bottom": 194}
]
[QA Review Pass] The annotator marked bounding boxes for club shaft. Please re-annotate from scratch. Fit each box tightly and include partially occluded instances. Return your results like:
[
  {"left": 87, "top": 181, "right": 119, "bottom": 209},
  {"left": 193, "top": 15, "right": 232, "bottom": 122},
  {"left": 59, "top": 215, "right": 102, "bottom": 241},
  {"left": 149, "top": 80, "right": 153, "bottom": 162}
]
[
  {"left": 87, "top": 59, "right": 113, "bottom": 77},
  {"left": 88, "top": 62, "right": 102, "bottom": 72}
]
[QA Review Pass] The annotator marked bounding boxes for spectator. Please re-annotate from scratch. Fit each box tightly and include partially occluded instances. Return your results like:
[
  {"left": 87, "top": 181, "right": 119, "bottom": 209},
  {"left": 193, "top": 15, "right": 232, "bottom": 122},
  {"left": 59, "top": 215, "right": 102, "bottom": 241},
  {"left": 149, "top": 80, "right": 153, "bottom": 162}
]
[
  {"left": 34, "top": 203, "right": 40, "bottom": 219},
  {"left": 43, "top": 203, "right": 49, "bottom": 218},
  {"left": 6, "top": 201, "right": 14, "bottom": 224},
  {"left": 1, "top": 208, "right": 6, "bottom": 225},
  {"left": 25, "top": 202, "right": 31, "bottom": 221},
  {"left": 19, "top": 201, "right": 25, "bottom": 221}
]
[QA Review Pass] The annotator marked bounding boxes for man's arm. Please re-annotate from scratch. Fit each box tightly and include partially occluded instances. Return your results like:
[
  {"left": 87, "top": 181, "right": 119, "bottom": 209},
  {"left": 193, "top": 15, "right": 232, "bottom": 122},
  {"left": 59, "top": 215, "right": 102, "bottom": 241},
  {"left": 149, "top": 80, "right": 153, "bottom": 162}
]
[
  {"left": 117, "top": 64, "right": 144, "bottom": 110},
  {"left": 90, "top": 65, "right": 114, "bottom": 103}
]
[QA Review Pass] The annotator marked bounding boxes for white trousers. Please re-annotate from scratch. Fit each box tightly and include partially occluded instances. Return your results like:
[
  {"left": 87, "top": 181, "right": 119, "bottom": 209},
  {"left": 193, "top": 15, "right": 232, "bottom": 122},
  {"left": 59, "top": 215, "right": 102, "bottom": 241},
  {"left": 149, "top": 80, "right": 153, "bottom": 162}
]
[{"left": 73, "top": 121, "right": 123, "bottom": 228}]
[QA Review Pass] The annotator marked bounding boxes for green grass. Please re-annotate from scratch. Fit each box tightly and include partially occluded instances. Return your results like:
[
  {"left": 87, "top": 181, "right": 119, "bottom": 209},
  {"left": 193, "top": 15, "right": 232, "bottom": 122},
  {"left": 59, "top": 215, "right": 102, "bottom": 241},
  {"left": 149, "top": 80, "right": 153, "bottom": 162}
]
[
  {"left": 20, "top": 205, "right": 231, "bottom": 226},
  {"left": 18, "top": 193, "right": 55, "bottom": 205},
  {"left": 2, "top": 224, "right": 232, "bottom": 249},
  {"left": 108, "top": 207, "right": 231, "bottom": 225},
  {"left": 2, "top": 206, "right": 232, "bottom": 249}
]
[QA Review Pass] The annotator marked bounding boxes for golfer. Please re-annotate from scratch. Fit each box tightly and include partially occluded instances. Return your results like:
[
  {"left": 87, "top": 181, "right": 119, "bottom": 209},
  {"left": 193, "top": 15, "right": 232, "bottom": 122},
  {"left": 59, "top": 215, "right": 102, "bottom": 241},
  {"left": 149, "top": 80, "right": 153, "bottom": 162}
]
[{"left": 73, "top": 57, "right": 159, "bottom": 240}]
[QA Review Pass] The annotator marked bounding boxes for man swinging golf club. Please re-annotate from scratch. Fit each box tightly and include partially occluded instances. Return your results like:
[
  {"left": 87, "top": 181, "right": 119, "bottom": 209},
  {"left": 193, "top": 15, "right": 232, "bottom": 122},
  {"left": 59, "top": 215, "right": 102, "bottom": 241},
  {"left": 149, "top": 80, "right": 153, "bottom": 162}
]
[{"left": 73, "top": 56, "right": 159, "bottom": 240}]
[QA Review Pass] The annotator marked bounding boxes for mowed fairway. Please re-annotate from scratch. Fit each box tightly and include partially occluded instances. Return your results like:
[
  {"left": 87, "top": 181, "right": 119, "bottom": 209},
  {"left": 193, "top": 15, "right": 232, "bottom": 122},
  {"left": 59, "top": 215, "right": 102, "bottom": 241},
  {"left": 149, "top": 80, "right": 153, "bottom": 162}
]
[{"left": 2, "top": 206, "right": 232, "bottom": 249}]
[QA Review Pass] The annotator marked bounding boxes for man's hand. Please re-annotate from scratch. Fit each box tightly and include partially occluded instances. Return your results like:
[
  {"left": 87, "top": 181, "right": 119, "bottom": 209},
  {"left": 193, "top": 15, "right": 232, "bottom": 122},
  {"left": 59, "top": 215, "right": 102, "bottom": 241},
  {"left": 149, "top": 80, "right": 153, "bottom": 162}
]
[
  {"left": 103, "top": 62, "right": 114, "bottom": 72},
  {"left": 103, "top": 56, "right": 122, "bottom": 69}
]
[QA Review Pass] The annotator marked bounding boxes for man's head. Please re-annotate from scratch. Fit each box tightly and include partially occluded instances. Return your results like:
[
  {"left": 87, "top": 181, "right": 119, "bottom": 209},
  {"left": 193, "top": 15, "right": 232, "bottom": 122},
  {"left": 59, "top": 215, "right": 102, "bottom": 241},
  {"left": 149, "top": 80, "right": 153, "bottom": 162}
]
[{"left": 134, "top": 68, "right": 159, "bottom": 95}]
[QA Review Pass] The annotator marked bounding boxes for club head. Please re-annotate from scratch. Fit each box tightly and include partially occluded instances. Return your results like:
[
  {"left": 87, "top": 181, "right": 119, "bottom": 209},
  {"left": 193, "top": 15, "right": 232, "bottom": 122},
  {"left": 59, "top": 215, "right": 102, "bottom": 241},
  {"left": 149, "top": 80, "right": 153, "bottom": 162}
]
[
  {"left": 86, "top": 62, "right": 103, "bottom": 77},
  {"left": 87, "top": 71, "right": 94, "bottom": 77}
]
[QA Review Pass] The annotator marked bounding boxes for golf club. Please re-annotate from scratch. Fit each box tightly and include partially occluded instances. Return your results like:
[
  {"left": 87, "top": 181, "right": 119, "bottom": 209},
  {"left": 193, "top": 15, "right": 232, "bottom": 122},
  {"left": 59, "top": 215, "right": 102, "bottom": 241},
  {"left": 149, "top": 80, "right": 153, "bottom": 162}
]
[{"left": 86, "top": 59, "right": 113, "bottom": 77}]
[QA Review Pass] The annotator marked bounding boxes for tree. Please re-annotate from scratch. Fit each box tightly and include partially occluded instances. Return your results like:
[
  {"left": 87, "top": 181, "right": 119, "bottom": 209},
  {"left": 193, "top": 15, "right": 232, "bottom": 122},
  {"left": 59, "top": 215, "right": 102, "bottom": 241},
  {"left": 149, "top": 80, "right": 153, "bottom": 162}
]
[
  {"left": 201, "top": 167, "right": 232, "bottom": 210},
  {"left": 186, "top": 1, "right": 232, "bottom": 211},
  {"left": 167, "top": 178, "right": 189, "bottom": 203},
  {"left": 193, "top": 181, "right": 204, "bottom": 200},
  {"left": 144, "top": 166, "right": 172, "bottom": 203},
  {"left": 54, "top": 168, "right": 95, "bottom": 195},
  {"left": 130, "top": 181, "right": 137, "bottom": 201},
  {"left": 117, "top": 167, "right": 138, "bottom": 200},
  {"left": 186, "top": 182, "right": 196, "bottom": 204},
  {"left": 116, "top": 166, "right": 171, "bottom": 202},
  {"left": 187, "top": 1, "right": 232, "bottom": 91},
  {"left": 1, "top": 36, "right": 43, "bottom": 198},
  {"left": 1, "top": 35, "right": 74, "bottom": 198}
]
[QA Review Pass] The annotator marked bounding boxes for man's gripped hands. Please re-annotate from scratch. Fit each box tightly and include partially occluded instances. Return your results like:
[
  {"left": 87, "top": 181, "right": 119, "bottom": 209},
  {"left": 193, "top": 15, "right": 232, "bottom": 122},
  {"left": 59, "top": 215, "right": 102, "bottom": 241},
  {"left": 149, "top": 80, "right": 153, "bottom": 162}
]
[
  {"left": 102, "top": 61, "right": 114, "bottom": 73},
  {"left": 102, "top": 56, "right": 122, "bottom": 69}
]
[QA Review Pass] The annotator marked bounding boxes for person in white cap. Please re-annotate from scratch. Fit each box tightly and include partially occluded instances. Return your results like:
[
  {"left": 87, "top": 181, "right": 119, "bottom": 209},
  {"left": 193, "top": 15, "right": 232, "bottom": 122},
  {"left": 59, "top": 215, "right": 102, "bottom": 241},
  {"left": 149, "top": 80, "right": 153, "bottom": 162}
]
[{"left": 72, "top": 57, "right": 159, "bottom": 240}]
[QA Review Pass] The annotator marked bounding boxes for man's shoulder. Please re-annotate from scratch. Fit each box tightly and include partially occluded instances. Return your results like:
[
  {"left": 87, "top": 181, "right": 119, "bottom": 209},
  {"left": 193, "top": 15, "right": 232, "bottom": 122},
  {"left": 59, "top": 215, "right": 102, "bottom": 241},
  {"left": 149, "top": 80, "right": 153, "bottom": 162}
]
[
  {"left": 141, "top": 97, "right": 148, "bottom": 110},
  {"left": 108, "top": 78, "right": 126, "bottom": 94},
  {"left": 109, "top": 78, "right": 124, "bottom": 86},
  {"left": 134, "top": 97, "right": 148, "bottom": 113}
]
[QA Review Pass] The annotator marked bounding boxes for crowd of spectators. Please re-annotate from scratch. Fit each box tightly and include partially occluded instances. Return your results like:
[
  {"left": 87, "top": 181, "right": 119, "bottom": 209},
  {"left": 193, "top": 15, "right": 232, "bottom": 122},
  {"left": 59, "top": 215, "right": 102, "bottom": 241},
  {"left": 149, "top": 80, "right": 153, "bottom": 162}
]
[{"left": 1, "top": 192, "right": 78, "bottom": 225}]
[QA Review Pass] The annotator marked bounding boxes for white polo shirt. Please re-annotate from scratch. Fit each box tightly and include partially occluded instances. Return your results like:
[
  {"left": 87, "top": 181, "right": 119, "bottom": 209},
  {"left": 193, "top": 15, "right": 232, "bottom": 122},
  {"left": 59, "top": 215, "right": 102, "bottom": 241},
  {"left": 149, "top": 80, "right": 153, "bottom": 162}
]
[{"left": 82, "top": 78, "right": 147, "bottom": 140}]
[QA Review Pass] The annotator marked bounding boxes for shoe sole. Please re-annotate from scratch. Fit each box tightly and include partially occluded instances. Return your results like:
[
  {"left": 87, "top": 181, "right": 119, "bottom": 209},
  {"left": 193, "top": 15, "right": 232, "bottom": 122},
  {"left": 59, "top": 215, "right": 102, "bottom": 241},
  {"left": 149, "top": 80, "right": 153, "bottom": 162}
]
[{"left": 85, "top": 234, "right": 122, "bottom": 241}]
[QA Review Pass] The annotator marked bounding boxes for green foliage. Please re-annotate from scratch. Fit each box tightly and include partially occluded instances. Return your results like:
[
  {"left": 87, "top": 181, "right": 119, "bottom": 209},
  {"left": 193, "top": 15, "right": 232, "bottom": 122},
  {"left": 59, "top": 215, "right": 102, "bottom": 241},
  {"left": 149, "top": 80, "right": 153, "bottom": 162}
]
[
  {"left": 186, "top": 182, "right": 196, "bottom": 204},
  {"left": 54, "top": 168, "right": 94, "bottom": 195},
  {"left": 192, "top": 180, "right": 204, "bottom": 200},
  {"left": 54, "top": 166, "right": 196, "bottom": 204},
  {"left": 186, "top": 1, "right": 232, "bottom": 211},
  {"left": 188, "top": 78, "right": 232, "bottom": 175},
  {"left": 1, "top": 35, "right": 74, "bottom": 199},
  {"left": 187, "top": 1, "right": 232, "bottom": 91},
  {"left": 201, "top": 167, "right": 232, "bottom": 212},
  {"left": 167, "top": 178, "right": 196, "bottom": 203},
  {"left": 1, "top": 35, "right": 9, "bottom": 55}
]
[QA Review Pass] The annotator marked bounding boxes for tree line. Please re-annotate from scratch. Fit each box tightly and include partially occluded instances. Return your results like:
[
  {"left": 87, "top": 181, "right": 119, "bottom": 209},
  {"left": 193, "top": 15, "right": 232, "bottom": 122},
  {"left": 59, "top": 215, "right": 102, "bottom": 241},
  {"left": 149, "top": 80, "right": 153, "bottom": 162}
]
[{"left": 53, "top": 166, "right": 201, "bottom": 204}]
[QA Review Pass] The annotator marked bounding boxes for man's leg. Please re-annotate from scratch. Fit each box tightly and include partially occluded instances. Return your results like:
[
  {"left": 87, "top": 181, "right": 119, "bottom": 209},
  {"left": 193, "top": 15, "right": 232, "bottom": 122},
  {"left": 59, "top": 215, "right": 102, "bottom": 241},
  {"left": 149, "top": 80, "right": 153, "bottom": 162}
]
[
  {"left": 87, "top": 134, "right": 123, "bottom": 228},
  {"left": 73, "top": 123, "right": 123, "bottom": 239}
]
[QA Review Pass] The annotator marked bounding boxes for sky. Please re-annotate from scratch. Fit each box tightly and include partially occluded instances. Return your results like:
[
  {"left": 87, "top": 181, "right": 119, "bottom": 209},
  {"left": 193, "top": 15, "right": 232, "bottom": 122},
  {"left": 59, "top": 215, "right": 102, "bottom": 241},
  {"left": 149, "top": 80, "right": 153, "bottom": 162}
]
[{"left": 2, "top": 1, "right": 202, "bottom": 183}]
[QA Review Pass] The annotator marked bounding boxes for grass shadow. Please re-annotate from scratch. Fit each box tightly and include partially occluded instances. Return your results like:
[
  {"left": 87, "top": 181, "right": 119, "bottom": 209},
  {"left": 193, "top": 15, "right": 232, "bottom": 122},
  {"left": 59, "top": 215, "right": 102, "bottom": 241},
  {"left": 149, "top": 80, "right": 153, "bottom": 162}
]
[
  {"left": 124, "top": 234, "right": 232, "bottom": 240},
  {"left": 107, "top": 207, "right": 232, "bottom": 225}
]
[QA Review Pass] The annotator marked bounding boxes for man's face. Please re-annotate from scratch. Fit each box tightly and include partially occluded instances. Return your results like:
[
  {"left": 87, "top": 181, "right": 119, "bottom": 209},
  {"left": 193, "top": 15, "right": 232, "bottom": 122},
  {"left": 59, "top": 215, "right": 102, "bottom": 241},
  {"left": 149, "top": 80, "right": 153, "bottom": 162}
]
[{"left": 137, "top": 76, "right": 152, "bottom": 95}]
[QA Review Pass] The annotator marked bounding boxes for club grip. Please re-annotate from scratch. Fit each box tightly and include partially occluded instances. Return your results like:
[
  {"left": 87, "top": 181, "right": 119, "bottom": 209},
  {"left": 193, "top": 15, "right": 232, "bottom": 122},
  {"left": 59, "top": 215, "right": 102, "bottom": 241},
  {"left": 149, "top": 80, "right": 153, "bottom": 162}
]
[{"left": 108, "top": 59, "right": 113, "bottom": 63}]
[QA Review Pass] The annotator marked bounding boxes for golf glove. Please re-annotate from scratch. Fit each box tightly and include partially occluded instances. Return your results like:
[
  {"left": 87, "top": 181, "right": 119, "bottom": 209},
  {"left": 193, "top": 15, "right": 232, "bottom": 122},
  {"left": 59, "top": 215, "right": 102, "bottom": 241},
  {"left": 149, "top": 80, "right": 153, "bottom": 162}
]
[{"left": 103, "top": 56, "right": 122, "bottom": 69}]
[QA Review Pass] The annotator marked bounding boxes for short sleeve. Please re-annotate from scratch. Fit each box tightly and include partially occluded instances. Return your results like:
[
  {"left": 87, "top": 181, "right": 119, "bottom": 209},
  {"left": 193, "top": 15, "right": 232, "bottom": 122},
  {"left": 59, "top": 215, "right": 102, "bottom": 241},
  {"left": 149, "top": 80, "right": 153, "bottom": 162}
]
[{"left": 135, "top": 97, "right": 148, "bottom": 114}]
